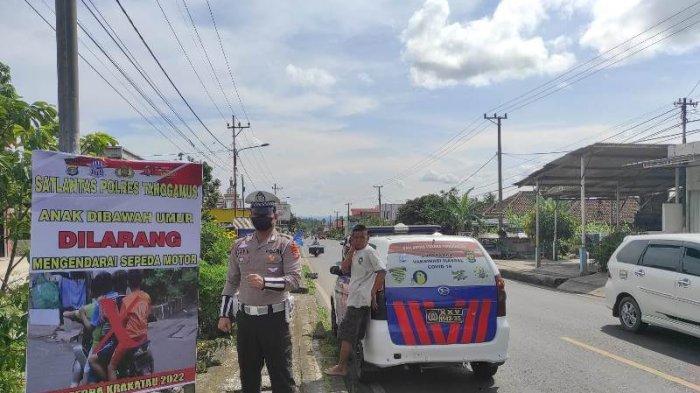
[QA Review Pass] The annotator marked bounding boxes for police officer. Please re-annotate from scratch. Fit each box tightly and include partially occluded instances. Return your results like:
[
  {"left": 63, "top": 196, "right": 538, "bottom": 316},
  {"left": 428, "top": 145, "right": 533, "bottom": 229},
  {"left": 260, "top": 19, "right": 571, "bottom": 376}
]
[{"left": 218, "top": 190, "right": 301, "bottom": 393}]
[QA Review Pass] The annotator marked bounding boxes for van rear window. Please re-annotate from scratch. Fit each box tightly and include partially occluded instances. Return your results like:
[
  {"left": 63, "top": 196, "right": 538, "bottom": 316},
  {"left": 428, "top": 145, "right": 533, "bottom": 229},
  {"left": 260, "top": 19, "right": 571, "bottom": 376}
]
[{"left": 385, "top": 241, "right": 494, "bottom": 287}]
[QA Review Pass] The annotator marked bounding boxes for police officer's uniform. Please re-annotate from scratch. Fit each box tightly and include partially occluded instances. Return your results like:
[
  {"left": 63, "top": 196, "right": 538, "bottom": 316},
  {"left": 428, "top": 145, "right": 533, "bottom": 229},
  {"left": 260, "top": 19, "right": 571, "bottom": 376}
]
[{"left": 220, "top": 191, "right": 301, "bottom": 393}]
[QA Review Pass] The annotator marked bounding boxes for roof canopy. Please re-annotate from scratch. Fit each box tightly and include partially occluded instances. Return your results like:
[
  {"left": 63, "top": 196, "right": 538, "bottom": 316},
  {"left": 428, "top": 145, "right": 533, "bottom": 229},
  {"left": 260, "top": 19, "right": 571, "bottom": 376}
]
[{"left": 514, "top": 143, "right": 674, "bottom": 199}]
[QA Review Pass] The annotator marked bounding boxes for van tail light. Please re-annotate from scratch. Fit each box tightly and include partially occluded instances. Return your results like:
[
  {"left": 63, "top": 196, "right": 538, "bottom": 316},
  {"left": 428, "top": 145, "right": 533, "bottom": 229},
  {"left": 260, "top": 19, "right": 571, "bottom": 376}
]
[{"left": 495, "top": 274, "right": 506, "bottom": 317}]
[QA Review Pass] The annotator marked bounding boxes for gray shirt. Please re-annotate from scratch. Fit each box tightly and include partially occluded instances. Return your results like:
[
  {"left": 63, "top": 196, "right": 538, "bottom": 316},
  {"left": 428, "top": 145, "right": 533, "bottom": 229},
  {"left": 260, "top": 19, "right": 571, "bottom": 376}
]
[
  {"left": 222, "top": 230, "right": 301, "bottom": 306},
  {"left": 347, "top": 246, "right": 386, "bottom": 308}
]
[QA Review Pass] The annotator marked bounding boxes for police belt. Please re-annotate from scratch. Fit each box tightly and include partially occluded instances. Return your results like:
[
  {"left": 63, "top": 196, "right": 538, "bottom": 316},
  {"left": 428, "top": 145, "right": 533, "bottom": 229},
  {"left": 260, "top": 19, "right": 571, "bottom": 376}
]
[{"left": 240, "top": 301, "right": 286, "bottom": 316}]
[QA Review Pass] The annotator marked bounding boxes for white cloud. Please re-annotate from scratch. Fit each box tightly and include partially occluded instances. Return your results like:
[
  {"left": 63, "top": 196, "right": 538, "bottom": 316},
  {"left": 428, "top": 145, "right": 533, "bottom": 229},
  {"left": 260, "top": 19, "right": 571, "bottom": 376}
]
[
  {"left": 580, "top": 0, "right": 700, "bottom": 60},
  {"left": 285, "top": 64, "right": 337, "bottom": 88},
  {"left": 401, "top": 0, "right": 576, "bottom": 88},
  {"left": 335, "top": 96, "right": 379, "bottom": 116},
  {"left": 420, "top": 169, "right": 459, "bottom": 183},
  {"left": 357, "top": 72, "right": 375, "bottom": 85}
]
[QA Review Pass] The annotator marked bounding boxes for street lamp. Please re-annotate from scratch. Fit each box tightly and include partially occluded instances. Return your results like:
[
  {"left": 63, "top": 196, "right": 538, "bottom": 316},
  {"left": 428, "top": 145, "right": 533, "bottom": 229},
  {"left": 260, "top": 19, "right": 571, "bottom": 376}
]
[{"left": 232, "top": 142, "right": 270, "bottom": 217}]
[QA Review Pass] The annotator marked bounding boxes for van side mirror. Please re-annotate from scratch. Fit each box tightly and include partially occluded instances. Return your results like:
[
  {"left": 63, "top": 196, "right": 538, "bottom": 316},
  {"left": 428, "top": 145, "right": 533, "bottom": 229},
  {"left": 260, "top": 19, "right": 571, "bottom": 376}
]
[{"left": 330, "top": 265, "right": 342, "bottom": 276}]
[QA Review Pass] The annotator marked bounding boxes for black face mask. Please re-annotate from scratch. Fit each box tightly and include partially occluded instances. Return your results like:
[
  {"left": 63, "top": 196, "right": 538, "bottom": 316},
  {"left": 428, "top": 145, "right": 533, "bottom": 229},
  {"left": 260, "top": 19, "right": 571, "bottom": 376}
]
[{"left": 251, "top": 216, "right": 273, "bottom": 231}]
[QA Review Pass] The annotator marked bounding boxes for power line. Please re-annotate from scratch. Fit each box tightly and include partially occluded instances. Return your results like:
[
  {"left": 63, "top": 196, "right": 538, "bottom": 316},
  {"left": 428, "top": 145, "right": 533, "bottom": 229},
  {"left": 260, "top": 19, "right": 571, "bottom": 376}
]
[
  {"left": 24, "top": 0, "right": 187, "bottom": 154},
  {"left": 380, "top": 3, "right": 700, "bottom": 185},
  {"left": 454, "top": 154, "right": 497, "bottom": 188},
  {"left": 180, "top": 0, "right": 235, "bottom": 115},
  {"left": 37, "top": 0, "right": 203, "bottom": 153},
  {"left": 186, "top": 0, "right": 278, "bottom": 187},
  {"left": 487, "top": 1, "right": 700, "bottom": 115},
  {"left": 203, "top": 0, "right": 249, "bottom": 122},
  {"left": 31, "top": 0, "right": 232, "bottom": 175},
  {"left": 73, "top": 0, "right": 212, "bottom": 153},
  {"left": 114, "top": 0, "right": 230, "bottom": 151},
  {"left": 503, "top": 10, "right": 700, "bottom": 114},
  {"left": 154, "top": 0, "right": 227, "bottom": 121}
]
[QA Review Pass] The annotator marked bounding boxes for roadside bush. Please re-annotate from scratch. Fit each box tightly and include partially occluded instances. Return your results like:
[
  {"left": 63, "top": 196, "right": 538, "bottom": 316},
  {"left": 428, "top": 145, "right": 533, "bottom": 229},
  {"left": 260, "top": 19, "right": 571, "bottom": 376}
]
[
  {"left": 590, "top": 231, "right": 629, "bottom": 272},
  {"left": 198, "top": 262, "right": 229, "bottom": 339},
  {"left": 201, "top": 220, "right": 233, "bottom": 266},
  {"left": 0, "top": 283, "right": 29, "bottom": 393}
]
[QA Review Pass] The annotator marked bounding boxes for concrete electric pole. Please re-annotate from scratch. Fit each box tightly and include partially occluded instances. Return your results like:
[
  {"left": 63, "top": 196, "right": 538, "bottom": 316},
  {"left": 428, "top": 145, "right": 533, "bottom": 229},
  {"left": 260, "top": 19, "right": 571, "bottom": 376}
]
[
  {"left": 484, "top": 112, "right": 507, "bottom": 236},
  {"left": 56, "top": 0, "right": 80, "bottom": 153},
  {"left": 345, "top": 203, "right": 351, "bottom": 235},
  {"left": 227, "top": 115, "right": 250, "bottom": 218},
  {"left": 675, "top": 97, "right": 698, "bottom": 144},
  {"left": 373, "top": 185, "right": 383, "bottom": 218},
  {"left": 674, "top": 98, "right": 698, "bottom": 232}
]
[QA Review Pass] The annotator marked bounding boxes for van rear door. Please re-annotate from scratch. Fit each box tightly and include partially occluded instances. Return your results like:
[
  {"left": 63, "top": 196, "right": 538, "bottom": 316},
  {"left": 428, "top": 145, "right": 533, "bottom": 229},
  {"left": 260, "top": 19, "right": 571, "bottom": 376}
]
[{"left": 385, "top": 239, "right": 498, "bottom": 346}]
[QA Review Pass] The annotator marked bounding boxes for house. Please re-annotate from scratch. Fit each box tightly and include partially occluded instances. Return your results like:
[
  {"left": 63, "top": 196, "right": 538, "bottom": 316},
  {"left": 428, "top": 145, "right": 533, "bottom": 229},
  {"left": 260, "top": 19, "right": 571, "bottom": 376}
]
[
  {"left": 350, "top": 207, "right": 380, "bottom": 218},
  {"left": 481, "top": 191, "right": 639, "bottom": 227},
  {"left": 379, "top": 203, "right": 404, "bottom": 222}
]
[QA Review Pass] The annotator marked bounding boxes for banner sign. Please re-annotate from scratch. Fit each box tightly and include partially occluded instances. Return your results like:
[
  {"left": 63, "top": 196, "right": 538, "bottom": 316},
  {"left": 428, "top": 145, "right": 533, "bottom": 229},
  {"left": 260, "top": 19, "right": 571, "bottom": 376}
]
[{"left": 26, "top": 150, "right": 201, "bottom": 393}]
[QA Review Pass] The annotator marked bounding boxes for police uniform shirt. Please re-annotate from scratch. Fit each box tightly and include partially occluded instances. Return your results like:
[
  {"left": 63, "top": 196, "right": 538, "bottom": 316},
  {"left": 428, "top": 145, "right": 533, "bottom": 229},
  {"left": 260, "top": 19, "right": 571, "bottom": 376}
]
[{"left": 222, "top": 230, "right": 301, "bottom": 309}]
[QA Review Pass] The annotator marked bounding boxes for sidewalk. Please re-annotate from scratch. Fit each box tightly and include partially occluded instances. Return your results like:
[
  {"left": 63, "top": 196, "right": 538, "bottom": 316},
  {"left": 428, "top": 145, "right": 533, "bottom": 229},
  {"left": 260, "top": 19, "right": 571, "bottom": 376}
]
[
  {"left": 494, "top": 258, "right": 608, "bottom": 297},
  {"left": 196, "top": 262, "right": 347, "bottom": 392}
]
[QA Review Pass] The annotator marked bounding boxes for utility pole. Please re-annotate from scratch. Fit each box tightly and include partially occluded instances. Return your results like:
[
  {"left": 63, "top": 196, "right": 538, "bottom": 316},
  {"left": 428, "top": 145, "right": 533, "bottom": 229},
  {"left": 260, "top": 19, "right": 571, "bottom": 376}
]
[
  {"left": 272, "top": 183, "right": 284, "bottom": 195},
  {"left": 227, "top": 115, "right": 250, "bottom": 218},
  {"left": 484, "top": 112, "right": 507, "bottom": 236},
  {"left": 241, "top": 174, "right": 245, "bottom": 208},
  {"left": 675, "top": 97, "right": 698, "bottom": 144},
  {"left": 56, "top": 0, "right": 80, "bottom": 153},
  {"left": 373, "top": 185, "right": 383, "bottom": 218},
  {"left": 345, "top": 203, "right": 351, "bottom": 235},
  {"left": 674, "top": 98, "right": 697, "bottom": 232}
]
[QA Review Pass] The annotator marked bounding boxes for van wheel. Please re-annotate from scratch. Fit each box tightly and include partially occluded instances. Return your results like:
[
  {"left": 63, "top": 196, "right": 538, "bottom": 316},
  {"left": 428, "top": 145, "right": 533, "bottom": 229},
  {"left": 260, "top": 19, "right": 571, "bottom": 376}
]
[
  {"left": 471, "top": 362, "right": 498, "bottom": 379},
  {"left": 352, "top": 342, "right": 375, "bottom": 382},
  {"left": 330, "top": 300, "right": 338, "bottom": 338},
  {"left": 618, "top": 296, "right": 646, "bottom": 333}
]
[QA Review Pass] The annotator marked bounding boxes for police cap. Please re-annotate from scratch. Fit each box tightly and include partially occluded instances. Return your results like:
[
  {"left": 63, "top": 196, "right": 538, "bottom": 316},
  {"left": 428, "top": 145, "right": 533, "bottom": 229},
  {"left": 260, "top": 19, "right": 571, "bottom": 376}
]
[{"left": 245, "top": 190, "right": 279, "bottom": 215}]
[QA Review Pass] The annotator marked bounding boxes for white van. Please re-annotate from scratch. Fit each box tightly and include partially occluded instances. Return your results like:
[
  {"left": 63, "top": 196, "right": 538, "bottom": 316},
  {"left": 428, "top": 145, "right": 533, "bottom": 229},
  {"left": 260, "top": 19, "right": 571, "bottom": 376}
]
[
  {"left": 329, "top": 225, "right": 509, "bottom": 380},
  {"left": 605, "top": 234, "right": 700, "bottom": 338}
]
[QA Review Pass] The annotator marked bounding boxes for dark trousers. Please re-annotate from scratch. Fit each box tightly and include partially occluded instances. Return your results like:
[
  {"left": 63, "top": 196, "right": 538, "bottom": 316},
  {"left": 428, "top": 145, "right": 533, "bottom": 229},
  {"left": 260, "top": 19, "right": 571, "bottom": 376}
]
[{"left": 236, "top": 310, "right": 296, "bottom": 393}]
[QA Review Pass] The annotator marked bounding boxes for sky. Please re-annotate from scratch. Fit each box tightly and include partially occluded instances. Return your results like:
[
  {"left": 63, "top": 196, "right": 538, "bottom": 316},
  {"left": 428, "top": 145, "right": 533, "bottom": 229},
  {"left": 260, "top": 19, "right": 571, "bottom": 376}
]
[{"left": 2, "top": 0, "right": 700, "bottom": 217}]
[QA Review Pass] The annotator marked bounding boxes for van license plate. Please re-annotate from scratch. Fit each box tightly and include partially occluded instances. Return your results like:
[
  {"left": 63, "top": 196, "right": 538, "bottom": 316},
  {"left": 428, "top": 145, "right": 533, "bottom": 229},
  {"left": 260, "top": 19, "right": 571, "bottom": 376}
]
[{"left": 425, "top": 308, "right": 464, "bottom": 324}]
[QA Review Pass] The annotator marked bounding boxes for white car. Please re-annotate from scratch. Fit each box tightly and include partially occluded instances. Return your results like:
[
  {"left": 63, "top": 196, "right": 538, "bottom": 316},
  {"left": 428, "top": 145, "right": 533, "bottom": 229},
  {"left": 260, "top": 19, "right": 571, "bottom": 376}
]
[
  {"left": 329, "top": 225, "right": 509, "bottom": 381},
  {"left": 605, "top": 234, "right": 700, "bottom": 338}
]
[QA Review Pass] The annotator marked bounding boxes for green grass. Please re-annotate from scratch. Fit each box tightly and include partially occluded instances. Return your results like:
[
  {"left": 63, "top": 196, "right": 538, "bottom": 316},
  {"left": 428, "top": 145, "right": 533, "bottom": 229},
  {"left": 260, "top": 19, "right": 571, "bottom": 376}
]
[
  {"left": 301, "top": 264, "right": 317, "bottom": 295},
  {"left": 313, "top": 304, "right": 340, "bottom": 390}
]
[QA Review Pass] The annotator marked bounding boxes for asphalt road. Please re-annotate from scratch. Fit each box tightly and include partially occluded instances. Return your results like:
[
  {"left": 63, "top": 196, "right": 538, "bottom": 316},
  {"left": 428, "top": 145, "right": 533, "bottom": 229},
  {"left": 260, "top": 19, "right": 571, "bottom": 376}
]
[{"left": 306, "top": 239, "right": 700, "bottom": 393}]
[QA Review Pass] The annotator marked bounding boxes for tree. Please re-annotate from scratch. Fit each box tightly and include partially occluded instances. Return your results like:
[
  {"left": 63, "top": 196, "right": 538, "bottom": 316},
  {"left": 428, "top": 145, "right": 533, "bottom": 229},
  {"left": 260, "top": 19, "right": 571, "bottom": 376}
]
[
  {"left": 355, "top": 215, "right": 392, "bottom": 227},
  {"left": 201, "top": 161, "right": 221, "bottom": 211},
  {"left": 522, "top": 198, "right": 576, "bottom": 258},
  {"left": 79, "top": 131, "right": 118, "bottom": 156},
  {"left": 1, "top": 62, "right": 58, "bottom": 293},
  {"left": 396, "top": 192, "right": 460, "bottom": 234},
  {"left": 0, "top": 62, "right": 117, "bottom": 293},
  {"left": 445, "top": 188, "right": 483, "bottom": 235}
]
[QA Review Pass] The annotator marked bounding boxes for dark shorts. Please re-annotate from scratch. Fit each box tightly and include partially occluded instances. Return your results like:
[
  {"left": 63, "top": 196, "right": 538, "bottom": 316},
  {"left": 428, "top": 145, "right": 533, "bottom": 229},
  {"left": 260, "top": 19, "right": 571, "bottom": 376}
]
[{"left": 338, "top": 306, "right": 370, "bottom": 344}]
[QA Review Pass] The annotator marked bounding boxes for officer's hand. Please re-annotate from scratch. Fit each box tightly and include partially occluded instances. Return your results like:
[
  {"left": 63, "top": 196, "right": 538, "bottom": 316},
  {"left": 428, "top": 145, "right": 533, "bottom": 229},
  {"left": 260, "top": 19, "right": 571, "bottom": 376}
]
[
  {"left": 246, "top": 274, "right": 265, "bottom": 290},
  {"left": 218, "top": 317, "right": 232, "bottom": 333},
  {"left": 371, "top": 294, "right": 379, "bottom": 311}
]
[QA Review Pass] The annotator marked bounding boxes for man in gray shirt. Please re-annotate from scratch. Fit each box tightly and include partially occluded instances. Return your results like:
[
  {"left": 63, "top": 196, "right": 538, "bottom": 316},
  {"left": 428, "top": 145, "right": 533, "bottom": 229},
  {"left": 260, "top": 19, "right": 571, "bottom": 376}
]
[{"left": 325, "top": 224, "right": 386, "bottom": 376}]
